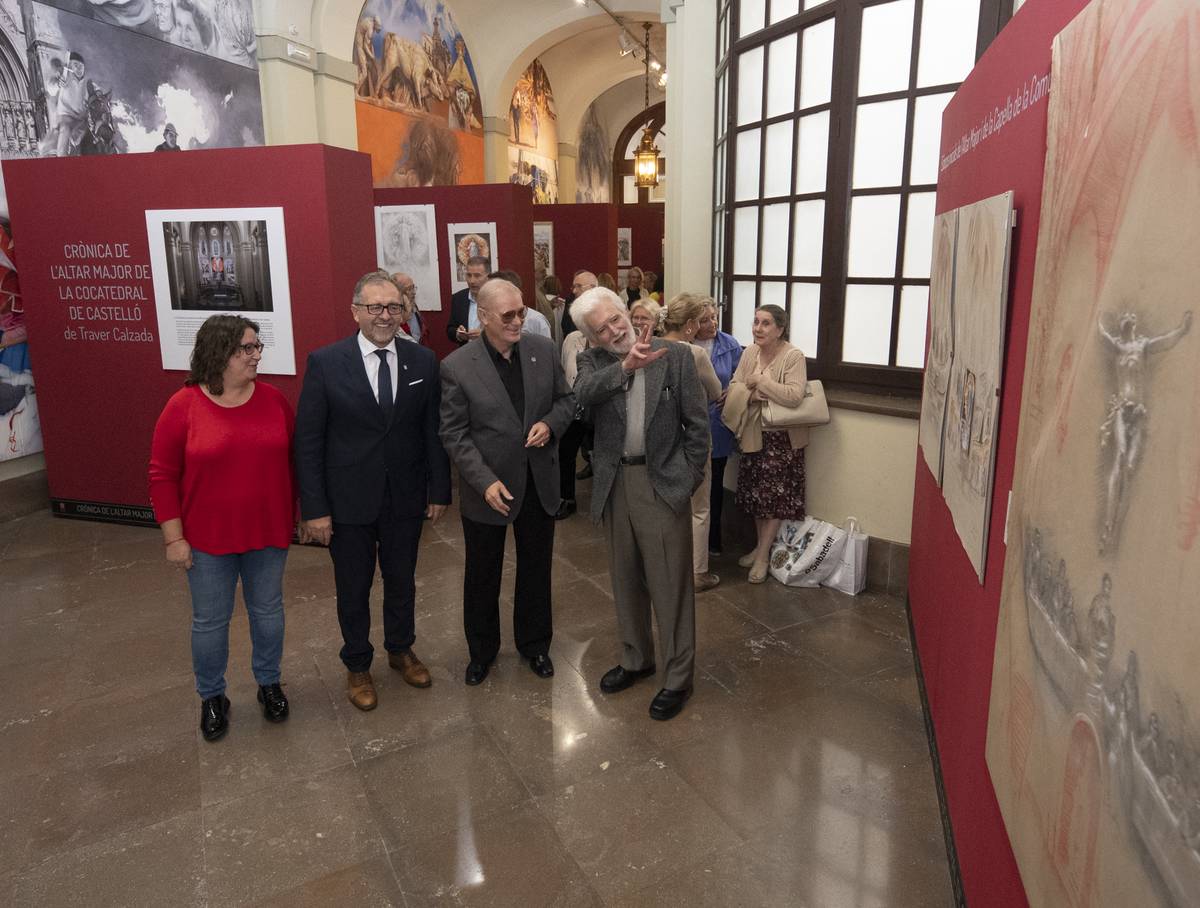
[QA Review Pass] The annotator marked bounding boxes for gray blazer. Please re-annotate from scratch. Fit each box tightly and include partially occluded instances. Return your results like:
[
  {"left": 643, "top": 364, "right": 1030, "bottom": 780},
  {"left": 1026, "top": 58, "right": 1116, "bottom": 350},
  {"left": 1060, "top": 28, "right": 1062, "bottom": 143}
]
[
  {"left": 439, "top": 333, "right": 576, "bottom": 525},
  {"left": 574, "top": 340, "right": 710, "bottom": 523}
]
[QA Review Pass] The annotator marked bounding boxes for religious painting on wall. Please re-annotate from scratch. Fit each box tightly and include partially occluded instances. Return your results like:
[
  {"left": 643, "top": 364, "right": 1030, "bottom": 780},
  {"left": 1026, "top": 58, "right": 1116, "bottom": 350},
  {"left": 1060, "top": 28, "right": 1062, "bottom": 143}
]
[
  {"left": 532, "top": 221, "right": 553, "bottom": 277},
  {"left": 446, "top": 221, "right": 496, "bottom": 294},
  {"left": 918, "top": 209, "right": 957, "bottom": 487},
  {"left": 375, "top": 204, "right": 441, "bottom": 312},
  {"left": 507, "top": 58, "right": 558, "bottom": 203},
  {"left": 940, "top": 191, "right": 1013, "bottom": 582},
  {"left": 576, "top": 100, "right": 610, "bottom": 203},
  {"left": 986, "top": 3, "right": 1200, "bottom": 906},
  {"left": 354, "top": 0, "right": 484, "bottom": 188},
  {"left": 146, "top": 207, "right": 295, "bottom": 375},
  {"left": 0, "top": 225, "right": 41, "bottom": 461}
]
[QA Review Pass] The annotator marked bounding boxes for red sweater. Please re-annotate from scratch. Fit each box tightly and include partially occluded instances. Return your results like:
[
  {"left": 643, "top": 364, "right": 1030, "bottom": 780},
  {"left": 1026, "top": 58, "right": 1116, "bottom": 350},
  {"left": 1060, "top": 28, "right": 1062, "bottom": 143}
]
[{"left": 149, "top": 383, "right": 295, "bottom": 555}]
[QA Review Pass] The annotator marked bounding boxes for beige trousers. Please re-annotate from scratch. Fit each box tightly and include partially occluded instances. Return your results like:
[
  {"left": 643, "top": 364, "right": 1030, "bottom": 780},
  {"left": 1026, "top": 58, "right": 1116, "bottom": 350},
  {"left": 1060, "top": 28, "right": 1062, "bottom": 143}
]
[
  {"left": 691, "top": 457, "right": 712, "bottom": 575},
  {"left": 603, "top": 463, "right": 696, "bottom": 691}
]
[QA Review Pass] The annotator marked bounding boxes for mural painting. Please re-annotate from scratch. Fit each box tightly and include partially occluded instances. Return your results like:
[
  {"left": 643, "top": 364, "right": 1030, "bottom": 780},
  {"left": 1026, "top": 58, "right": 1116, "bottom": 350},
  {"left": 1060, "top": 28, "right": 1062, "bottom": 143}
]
[
  {"left": 507, "top": 58, "right": 557, "bottom": 203},
  {"left": 576, "top": 100, "right": 610, "bottom": 203},
  {"left": 354, "top": 0, "right": 484, "bottom": 187},
  {"left": 986, "top": 3, "right": 1200, "bottom": 906}
]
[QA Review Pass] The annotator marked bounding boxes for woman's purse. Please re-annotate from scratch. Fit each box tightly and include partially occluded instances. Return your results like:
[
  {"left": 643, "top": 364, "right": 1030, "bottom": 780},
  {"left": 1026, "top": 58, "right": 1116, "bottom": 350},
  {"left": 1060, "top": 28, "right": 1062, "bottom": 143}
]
[{"left": 761, "top": 379, "right": 830, "bottom": 428}]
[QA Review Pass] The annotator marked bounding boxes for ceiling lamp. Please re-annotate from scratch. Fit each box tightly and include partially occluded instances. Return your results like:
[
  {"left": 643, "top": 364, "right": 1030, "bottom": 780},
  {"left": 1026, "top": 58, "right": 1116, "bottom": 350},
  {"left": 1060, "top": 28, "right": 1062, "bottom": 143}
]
[
  {"left": 633, "top": 22, "right": 661, "bottom": 190},
  {"left": 618, "top": 30, "right": 635, "bottom": 56}
]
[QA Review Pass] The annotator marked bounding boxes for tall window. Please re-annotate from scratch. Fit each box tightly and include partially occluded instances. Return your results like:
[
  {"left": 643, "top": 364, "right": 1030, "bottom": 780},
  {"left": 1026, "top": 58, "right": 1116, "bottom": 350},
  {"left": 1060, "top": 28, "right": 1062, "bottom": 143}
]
[{"left": 715, "top": 0, "right": 1008, "bottom": 390}]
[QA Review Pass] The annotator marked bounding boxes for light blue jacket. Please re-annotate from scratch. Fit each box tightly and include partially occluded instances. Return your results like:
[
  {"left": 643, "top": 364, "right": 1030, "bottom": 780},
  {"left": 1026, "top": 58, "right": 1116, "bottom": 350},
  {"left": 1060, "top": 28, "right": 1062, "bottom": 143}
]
[{"left": 708, "top": 331, "right": 743, "bottom": 459}]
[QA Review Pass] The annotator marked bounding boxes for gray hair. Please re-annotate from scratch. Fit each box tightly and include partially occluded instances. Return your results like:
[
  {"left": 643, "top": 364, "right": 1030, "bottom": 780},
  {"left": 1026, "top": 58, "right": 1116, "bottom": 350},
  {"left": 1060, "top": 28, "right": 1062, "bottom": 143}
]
[
  {"left": 466, "top": 255, "right": 490, "bottom": 270},
  {"left": 352, "top": 269, "right": 400, "bottom": 306},
  {"left": 476, "top": 277, "right": 521, "bottom": 312},
  {"left": 571, "top": 287, "right": 626, "bottom": 343}
]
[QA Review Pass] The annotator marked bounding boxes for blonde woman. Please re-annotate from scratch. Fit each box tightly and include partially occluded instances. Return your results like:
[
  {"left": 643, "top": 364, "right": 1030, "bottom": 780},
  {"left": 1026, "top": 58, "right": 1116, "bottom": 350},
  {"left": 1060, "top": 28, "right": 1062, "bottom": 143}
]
[
  {"left": 722, "top": 305, "right": 809, "bottom": 583},
  {"left": 661, "top": 293, "right": 723, "bottom": 591},
  {"left": 629, "top": 297, "right": 661, "bottom": 336},
  {"left": 623, "top": 266, "right": 650, "bottom": 306}
]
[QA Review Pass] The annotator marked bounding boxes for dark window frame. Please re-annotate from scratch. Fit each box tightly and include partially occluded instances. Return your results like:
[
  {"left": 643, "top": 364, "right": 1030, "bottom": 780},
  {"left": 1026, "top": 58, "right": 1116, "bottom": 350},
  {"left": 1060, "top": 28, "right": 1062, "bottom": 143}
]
[
  {"left": 715, "top": 0, "right": 1010, "bottom": 392},
  {"left": 613, "top": 101, "right": 668, "bottom": 205}
]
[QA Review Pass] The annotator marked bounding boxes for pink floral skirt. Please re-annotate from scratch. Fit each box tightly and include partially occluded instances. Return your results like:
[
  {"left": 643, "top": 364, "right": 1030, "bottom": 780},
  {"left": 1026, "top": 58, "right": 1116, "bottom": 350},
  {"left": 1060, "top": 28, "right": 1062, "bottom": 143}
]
[{"left": 736, "top": 431, "right": 806, "bottom": 519}]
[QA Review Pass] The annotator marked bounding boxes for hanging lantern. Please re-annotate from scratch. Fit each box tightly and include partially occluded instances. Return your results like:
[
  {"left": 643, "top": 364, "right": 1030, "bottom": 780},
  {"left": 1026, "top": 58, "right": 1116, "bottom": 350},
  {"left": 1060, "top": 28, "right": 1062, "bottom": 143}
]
[{"left": 634, "top": 126, "right": 660, "bottom": 188}]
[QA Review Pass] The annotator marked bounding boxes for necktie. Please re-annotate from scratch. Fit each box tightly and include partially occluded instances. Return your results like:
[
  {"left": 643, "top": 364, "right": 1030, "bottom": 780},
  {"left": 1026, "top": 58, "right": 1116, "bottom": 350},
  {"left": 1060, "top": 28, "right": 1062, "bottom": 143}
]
[{"left": 375, "top": 349, "right": 393, "bottom": 423}]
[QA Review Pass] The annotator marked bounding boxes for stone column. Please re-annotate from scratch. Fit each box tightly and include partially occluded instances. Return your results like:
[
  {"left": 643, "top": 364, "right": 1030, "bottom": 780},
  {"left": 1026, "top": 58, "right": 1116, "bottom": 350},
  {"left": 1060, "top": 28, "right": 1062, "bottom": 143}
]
[
  {"left": 257, "top": 35, "right": 320, "bottom": 145},
  {"left": 314, "top": 53, "right": 359, "bottom": 150},
  {"left": 557, "top": 142, "right": 577, "bottom": 203},
  {"left": 483, "top": 117, "right": 510, "bottom": 184}
]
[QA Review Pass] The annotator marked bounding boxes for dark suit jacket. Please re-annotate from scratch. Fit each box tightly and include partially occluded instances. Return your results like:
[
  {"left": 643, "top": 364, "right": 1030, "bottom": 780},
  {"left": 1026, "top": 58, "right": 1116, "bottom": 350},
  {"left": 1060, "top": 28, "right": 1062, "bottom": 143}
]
[
  {"left": 439, "top": 333, "right": 575, "bottom": 525},
  {"left": 446, "top": 288, "right": 473, "bottom": 345},
  {"left": 574, "top": 340, "right": 709, "bottom": 523},
  {"left": 294, "top": 334, "right": 451, "bottom": 525}
]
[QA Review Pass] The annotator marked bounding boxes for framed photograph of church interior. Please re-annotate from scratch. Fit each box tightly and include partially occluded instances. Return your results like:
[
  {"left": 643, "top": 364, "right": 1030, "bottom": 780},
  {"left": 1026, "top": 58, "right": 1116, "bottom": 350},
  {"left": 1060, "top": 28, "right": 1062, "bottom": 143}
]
[{"left": 145, "top": 207, "right": 295, "bottom": 375}]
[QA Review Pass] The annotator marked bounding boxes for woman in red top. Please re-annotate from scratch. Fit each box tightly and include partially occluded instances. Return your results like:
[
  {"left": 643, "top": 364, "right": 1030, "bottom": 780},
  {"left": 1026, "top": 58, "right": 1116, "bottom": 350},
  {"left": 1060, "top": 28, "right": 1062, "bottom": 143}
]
[{"left": 149, "top": 315, "right": 296, "bottom": 742}]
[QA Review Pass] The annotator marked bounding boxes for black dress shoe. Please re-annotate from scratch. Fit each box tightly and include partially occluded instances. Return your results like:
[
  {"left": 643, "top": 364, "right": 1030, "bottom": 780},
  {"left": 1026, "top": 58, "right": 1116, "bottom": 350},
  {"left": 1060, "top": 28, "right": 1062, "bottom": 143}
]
[
  {"left": 257, "top": 683, "right": 290, "bottom": 723},
  {"left": 200, "top": 695, "right": 230, "bottom": 742},
  {"left": 528, "top": 654, "right": 555, "bottom": 678},
  {"left": 465, "top": 661, "right": 491, "bottom": 686},
  {"left": 554, "top": 499, "right": 576, "bottom": 520},
  {"left": 576, "top": 463, "right": 593, "bottom": 480},
  {"left": 599, "top": 664, "right": 656, "bottom": 694},
  {"left": 649, "top": 687, "right": 692, "bottom": 721}
]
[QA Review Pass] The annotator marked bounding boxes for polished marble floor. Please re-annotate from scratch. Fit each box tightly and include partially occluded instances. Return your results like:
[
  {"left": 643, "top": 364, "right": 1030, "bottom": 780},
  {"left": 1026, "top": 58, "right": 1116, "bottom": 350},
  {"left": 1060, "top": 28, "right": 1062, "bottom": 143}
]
[{"left": 0, "top": 486, "right": 953, "bottom": 907}]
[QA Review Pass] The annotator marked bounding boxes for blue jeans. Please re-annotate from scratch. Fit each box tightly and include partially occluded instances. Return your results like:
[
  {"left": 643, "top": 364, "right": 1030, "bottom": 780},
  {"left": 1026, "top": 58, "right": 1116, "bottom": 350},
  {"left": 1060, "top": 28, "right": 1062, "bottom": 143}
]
[{"left": 186, "top": 546, "right": 287, "bottom": 699}]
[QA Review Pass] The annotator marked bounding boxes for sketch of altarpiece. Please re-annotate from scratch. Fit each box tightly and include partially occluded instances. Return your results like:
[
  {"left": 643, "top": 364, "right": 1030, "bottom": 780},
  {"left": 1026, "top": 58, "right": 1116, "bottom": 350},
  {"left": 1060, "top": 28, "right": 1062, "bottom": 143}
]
[
  {"left": 375, "top": 205, "right": 441, "bottom": 312},
  {"left": 918, "top": 209, "right": 958, "bottom": 487}
]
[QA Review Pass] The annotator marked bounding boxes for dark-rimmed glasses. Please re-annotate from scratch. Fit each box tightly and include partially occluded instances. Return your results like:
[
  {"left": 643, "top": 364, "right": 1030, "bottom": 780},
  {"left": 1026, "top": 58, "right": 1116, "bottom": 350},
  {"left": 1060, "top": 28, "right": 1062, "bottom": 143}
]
[
  {"left": 354, "top": 302, "right": 405, "bottom": 316},
  {"left": 238, "top": 341, "right": 265, "bottom": 356}
]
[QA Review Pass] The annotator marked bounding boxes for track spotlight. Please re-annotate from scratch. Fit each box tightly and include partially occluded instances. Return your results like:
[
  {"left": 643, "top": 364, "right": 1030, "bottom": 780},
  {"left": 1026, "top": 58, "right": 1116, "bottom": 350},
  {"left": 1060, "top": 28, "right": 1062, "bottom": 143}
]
[{"left": 618, "top": 31, "right": 636, "bottom": 56}]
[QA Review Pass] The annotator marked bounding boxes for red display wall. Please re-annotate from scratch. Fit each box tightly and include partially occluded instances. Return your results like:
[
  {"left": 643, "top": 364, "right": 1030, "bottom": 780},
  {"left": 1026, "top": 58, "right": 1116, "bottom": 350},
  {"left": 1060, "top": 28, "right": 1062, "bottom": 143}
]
[
  {"left": 372, "top": 184, "right": 533, "bottom": 361},
  {"left": 617, "top": 204, "right": 665, "bottom": 291},
  {"left": 906, "top": 1, "right": 1090, "bottom": 904},
  {"left": 533, "top": 203, "right": 618, "bottom": 287},
  {"left": 3, "top": 144, "right": 377, "bottom": 521}
]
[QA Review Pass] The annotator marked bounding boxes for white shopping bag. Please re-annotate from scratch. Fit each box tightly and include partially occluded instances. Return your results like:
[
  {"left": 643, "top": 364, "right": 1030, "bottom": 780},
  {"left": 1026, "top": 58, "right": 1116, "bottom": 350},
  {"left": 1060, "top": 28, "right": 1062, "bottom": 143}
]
[
  {"left": 822, "top": 517, "right": 869, "bottom": 595},
  {"left": 768, "top": 517, "right": 847, "bottom": 587}
]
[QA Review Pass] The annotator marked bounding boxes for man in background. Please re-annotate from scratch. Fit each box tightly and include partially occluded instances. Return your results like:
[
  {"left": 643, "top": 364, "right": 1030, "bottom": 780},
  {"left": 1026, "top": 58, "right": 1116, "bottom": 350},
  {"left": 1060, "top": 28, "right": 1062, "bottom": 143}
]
[{"left": 447, "top": 255, "right": 489, "bottom": 346}]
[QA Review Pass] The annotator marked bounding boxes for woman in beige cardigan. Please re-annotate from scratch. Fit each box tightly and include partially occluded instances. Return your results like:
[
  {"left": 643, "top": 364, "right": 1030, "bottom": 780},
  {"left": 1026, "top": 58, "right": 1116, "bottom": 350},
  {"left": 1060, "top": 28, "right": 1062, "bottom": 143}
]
[
  {"left": 722, "top": 305, "right": 809, "bottom": 583},
  {"left": 661, "top": 293, "right": 724, "bottom": 592}
]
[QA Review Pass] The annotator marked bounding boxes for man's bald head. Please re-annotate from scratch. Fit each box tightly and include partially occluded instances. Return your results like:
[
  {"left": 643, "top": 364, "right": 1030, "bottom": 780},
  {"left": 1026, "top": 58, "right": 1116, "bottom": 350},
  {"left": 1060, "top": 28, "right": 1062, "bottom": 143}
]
[{"left": 571, "top": 271, "right": 598, "bottom": 296}]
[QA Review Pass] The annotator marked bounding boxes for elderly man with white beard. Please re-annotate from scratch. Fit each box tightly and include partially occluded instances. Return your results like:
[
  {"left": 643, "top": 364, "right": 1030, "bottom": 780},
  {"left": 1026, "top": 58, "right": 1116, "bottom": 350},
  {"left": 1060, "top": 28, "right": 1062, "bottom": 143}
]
[{"left": 571, "top": 288, "right": 710, "bottom": 720}]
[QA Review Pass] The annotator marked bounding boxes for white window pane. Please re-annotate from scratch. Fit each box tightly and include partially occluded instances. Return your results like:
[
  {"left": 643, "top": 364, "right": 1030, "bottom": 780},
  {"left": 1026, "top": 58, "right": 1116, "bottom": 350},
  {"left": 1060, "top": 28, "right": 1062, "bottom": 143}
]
[
  {"left": 791, "top": 200, "right": 824, "bottom": 276},
  {"left": 896, "top": 285, "right": 929, "bottom": 367},
  {"left": 799, "top": 18, "right": 835, "bottom": 109},
  {"left": 760, "top": 282, "right": 787, "bottom": 309},
  {"left": 858, "top": 0, "right": 914, "bottom": 97},
  {"left": 716, "top": 142, "right": 726, "bottom": 206},
  {"left": 847, "top": 194, "right": 901, "bottom": 278},
  {"left": 763, "top": 121, "right": 794, "bottom": 197},
  {"left": 917, "top": 0, "right": 981, "bottom": 88},
  {"left": 735, "top": 129, "right": 762, "bottom": 201},
  {"left": 790, "top": 282, "right": 820, "bottom": 357},
  {"left": 770, "top": 0, "right": 799, "bottom": 24},
  {"left": 717, "top": 72, "right": 728, "bottom": 139},
  {"left": 903, "top": 192, "right": 936, "bottom": 278},
  {"left": 910, "top": 92, "right": 953, "bottom": 184},
  {"left": 732, "top": 281, "right": 757, "bottom": 345},
  {"left": 804, "top": 0, "right": 832, "bottom": 7},
  {"left": 733, "top": 207, "right": 760, "bottom": 274},
  {"left": 842, "top": 284, "right": 894, "bottom": 365},
  {"left": 766, "top": 34, "right": 798, "bottom": 119},
  {"left": 623, "top": 175, "right": 638, "bottom": 204},
  {"left": 760, "top": 203, "right": 790, "bottom": 275},
  {"left": 852, "top": 100, "right": 908, "bottom": 189},
  {"left": 738, "top": 47, "right": 765, "bottom": 125},
  {"left": 713, "top": 215, "right": 725, "bottom": 273},
  {"left": 739, "top": 0, "right": 766, "bottom": 38},
  {"left": 796, "top": 111, "right": 829, "bottom": 193}
]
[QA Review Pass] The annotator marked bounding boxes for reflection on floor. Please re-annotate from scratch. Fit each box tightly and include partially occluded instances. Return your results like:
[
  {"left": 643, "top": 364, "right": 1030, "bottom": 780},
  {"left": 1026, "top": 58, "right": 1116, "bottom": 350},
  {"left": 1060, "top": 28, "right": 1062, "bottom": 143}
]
[{"left": 0, "top": 489, "right": 953, "bottom": 907}]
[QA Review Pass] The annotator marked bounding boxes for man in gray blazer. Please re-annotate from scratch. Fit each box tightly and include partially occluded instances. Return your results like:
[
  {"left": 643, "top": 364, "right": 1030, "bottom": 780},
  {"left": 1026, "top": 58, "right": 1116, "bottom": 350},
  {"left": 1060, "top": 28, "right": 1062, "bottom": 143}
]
[
  {"left": 440, "top": 278, "right": 576, "bottom": 685},
  {"left": 572, "top": 288, "right": 710, "bottom": 720}
]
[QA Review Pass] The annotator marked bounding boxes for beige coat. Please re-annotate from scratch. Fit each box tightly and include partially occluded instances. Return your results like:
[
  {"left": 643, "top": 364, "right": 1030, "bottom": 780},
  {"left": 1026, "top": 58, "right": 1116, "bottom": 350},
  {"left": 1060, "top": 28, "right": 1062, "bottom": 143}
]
[{"left": 722, "top": 342, "right": 809, "bottom": 453}]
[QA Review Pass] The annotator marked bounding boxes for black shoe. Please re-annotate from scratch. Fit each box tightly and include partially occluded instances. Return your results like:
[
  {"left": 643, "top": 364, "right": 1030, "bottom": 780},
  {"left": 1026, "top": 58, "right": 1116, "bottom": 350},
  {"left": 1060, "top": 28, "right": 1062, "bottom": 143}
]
[
  {"left": 649, "top": 687, "right": 692, "bottom": 721},
  {"left": 599, "top": 664, "right": 656, "bottom": 694},
  {"left": 528, "top": 654, "right": 555, "bottom": 678},
  {"left": 200, "top": 695, "right": 230, "bottom": 742},
  {"left": 257, "top": 683, "right": 290, "bottom": 723},
  {"left": 576, "top": 463, "right": 593, "bottom": 480},
  {"left": 465, "top": 661, "right": 491, "bottom": 686},
  {"left": 554, "top": 499, "right": 576, "bottom": 520}
]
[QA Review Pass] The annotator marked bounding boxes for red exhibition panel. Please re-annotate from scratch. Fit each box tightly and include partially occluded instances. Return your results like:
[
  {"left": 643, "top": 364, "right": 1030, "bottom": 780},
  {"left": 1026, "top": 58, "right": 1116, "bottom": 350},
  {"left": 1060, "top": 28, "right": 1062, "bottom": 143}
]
[
  {"left": 3, "top": 144, "right": 376, "bottom": 521},
  {"left": 906, "top": 1, "right": 1092, "bottom": 905},
  {"left": 372, "top": 184, "right": 534, "bottom": 361},
  {"left": 534, "top": 203, "right": 618, "bottom": 287},
  {"left": 617, "top": 204, "right": 665, "bottom": 287}
]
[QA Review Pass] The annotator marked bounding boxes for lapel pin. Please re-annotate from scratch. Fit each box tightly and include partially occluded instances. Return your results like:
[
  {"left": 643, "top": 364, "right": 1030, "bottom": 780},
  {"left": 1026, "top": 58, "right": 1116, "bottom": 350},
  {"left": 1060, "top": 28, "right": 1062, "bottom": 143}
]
[
  {"left": 403, "top": 364, "right": 408, "bottom": 370},
  {"left": 531, "top": 356, "right": 537, "bottom": 363}
]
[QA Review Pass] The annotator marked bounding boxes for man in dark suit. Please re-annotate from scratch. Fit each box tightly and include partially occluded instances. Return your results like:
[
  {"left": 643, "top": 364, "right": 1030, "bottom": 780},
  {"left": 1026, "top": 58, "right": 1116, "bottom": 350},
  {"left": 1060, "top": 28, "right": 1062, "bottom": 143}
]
[
  {"left": 439, "top": 278, "right": 575, "bottom": 685},
  {"left": 573, "top": 288, "right": 709, "bottom": 720},
  {"left": 446, "top": 255, "right": 490, "bottom": 346},
  {"left": 295, "top": 271, "right": 451, "bottom": 711}
]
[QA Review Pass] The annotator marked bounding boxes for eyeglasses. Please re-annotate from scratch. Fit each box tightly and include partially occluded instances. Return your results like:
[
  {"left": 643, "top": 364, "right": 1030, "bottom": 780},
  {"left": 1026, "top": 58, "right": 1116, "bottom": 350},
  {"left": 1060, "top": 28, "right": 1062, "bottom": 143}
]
[
  {"left": 238, "top": 342, "right": 265, "bottom": 356},
  {"left": 488, "top": 306, "right": 527, "bottom": 324},
  {"left": 355, "top": 303, "right": 405, "bottom": 315}
]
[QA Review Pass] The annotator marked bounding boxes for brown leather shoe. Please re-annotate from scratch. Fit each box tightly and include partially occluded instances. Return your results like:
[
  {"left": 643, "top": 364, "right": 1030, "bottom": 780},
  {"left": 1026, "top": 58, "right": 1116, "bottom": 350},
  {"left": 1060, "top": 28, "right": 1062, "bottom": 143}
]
[
  {"left": 346, "top": 670, "right": 378, "bottom": 711},
  {"left": 388, "top": 649, "right": 432, "bottom": 688}
]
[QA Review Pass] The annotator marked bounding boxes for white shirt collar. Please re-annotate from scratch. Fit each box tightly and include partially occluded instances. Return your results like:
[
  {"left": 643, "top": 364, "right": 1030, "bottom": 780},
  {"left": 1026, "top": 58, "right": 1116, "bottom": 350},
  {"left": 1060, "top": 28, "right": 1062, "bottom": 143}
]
[{"left": 357, "top": 332, "right": 397, "bottom": 359}]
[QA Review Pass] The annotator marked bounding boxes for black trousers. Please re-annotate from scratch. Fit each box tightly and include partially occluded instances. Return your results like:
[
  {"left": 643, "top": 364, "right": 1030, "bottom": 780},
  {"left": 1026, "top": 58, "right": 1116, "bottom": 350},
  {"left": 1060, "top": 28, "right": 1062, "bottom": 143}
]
[
  {"left": 460, "top": 472, "right": 554, "bottom": 664},
  {"left": 709, "top": 456, "right": 728, "bottom": 553},
  {"left": 558, "top": 419, "right": 588, "bottom": 502},
  {"left": 329, "top": 488, "right": 425, "bottom": 672}
]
